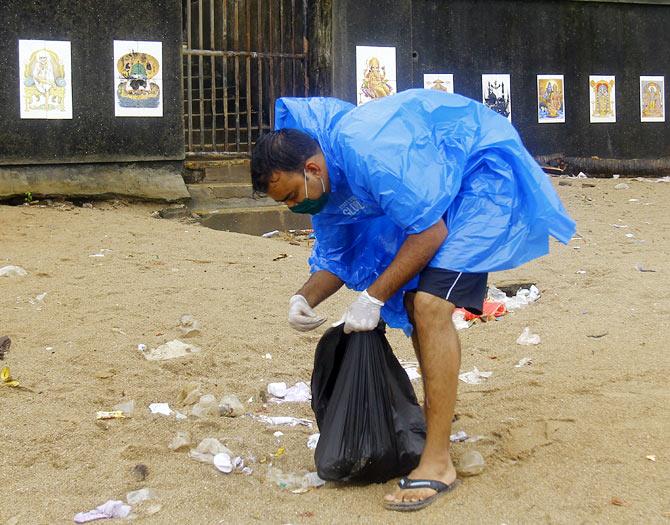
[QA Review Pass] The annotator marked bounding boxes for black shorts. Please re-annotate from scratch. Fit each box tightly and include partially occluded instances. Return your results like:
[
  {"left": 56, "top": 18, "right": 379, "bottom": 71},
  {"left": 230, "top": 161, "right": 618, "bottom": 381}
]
[{"left": 413, "top": 267, "right": 488, "bottom": 315}]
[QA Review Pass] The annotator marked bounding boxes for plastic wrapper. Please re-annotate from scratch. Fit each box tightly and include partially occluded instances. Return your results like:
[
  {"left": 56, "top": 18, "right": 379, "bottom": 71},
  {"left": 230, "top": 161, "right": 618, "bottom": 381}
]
[
  {"left": 275, "top": 90, "right": 576, "bottom": 334},
  {"left": 311, "top": 324, "right": 426, "bottom": 483}
]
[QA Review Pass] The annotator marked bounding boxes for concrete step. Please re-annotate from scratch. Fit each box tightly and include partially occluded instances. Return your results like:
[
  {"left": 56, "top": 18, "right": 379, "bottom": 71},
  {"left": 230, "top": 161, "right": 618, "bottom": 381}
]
[
  {"left": 196, "top": 205, "right": 312, "bottom": 236},
  {"left": 183, "top": 158, "right": 251, "bottom": 183},
  {"left": 187, "top": 182, "right": 255, "bottom": 201}
]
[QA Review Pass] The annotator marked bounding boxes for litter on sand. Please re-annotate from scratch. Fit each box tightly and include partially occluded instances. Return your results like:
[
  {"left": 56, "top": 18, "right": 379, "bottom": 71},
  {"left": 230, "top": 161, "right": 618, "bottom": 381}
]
[
  {"left": 488, "top": 285, "right": 540, "bottom": 312},
  {"left": 268, "top": 381, "right": 311, "bottom": 403},
  {"left": 450, "top": 430, "right": 469, "bottom": 443},
  {"left": 74, "top": 500, "right": 131, "bottom": 523},
  {"left": 140, "top": 340, "right": 202, "bottom": 361},
  {"left": 149, "top": 403, "right": 174, "bottom": 416},
  {"left": 458, "top": 367, "right": 493, "bottom": 385},
  {"left": 514, "top": 357, "right": 533, "bottom": 368},
  {"left": 0, "top": 265, "right": 27, "bottom": 278},
  {"left": 516, "top": 327, "right": 541, "bottom": 345},
  {"left": 253, "top": 415, "right": 313, "bottom": 428}
]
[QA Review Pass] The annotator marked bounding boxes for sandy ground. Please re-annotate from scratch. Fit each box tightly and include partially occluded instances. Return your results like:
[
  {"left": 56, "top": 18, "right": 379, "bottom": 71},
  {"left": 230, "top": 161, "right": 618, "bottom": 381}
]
[{"left": 1, "top": 177, "right": 669, "bottom": 525}]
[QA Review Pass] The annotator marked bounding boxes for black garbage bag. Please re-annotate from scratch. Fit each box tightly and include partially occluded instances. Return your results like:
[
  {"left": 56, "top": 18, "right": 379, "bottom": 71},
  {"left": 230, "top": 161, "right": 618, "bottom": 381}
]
[{"left": 311, "top": 323, "right": 426, "bottom": 483}]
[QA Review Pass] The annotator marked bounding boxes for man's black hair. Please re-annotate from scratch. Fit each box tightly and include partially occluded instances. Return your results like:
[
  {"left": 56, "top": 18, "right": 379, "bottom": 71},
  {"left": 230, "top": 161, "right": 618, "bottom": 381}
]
[{"left": 250, "top": 129, "right": 320, "bottom": 194}]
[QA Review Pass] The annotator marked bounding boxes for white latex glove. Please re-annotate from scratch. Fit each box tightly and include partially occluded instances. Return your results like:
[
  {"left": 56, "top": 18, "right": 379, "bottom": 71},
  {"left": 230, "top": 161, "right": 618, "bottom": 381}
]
[
  {"left": 288, "top": 295, "right": 326, "bottom": 332},
  {"left": 342, "top": 290, "right": 384, "bottom": 334}
]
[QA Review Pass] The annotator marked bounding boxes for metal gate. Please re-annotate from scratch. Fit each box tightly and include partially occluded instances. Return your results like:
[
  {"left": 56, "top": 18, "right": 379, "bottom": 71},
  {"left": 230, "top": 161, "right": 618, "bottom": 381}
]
[{"left": 182, "top": 0, "right": 309, "bottom": 157}]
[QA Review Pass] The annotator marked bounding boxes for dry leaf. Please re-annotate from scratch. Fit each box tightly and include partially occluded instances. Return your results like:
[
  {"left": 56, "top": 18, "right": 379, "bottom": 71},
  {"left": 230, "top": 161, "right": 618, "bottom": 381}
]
[{"left": 611, "top": 497, "right": 630, "bottom": 507}]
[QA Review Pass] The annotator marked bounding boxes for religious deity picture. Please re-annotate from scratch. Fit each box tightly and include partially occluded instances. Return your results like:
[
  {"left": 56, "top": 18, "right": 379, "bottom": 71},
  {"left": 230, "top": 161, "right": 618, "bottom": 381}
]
[
  {"left": 114, "top": 40, "right": 163, "bottom": 117},
  {"left": 19, "top": 39, "right": 72, "bottom": 119},
  {"left": 355, "top": 46, "right": 396, "bottom": 106},
  {"left": 537, "top": 75, "right": 565, "bottom": 123},
  {"left": 589, "top": 75, "right": 616, "bottom": 123},
  {"left": 482, "top": 74, "right": 511, "bottom": 121},
  {"left": 639, "top": 76, "right": 665, "bottom": 123},
  {"left": 423, "top": 74, "right": 454, "bottom": 94}
]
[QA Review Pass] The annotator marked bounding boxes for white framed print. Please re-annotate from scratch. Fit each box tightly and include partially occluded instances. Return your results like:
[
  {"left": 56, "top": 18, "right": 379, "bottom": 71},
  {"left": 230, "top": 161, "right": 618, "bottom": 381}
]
[
  {"left": 482, "top": 74, "right": 511, "bottom": 121},
  {"left": 424, "top": 74, "right": 454, "bottom": 94},
  {"left": 114, "top": 40, "right": 163, "bottom": 117},
  {"left": 537, "top": 74, "right": 565, "bottom": 123},
  {"left": 356, "top": 46, "right": 396, "bottom": 106},
  {"left": 640, "top": 76, "right": 665, "bottom": 122},
  {"left": 19, "top": 39, "right": 73, "bottom": 119},
  {"left": 589, "top": 75, "right": 616, "bottom": 123}
]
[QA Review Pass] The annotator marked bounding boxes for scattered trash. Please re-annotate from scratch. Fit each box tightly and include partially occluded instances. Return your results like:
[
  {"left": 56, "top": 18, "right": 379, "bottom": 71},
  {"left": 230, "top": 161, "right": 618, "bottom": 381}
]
[
  {"left": 611, "top": 223, "right": 629, "bottom": 228},
  {"left": 576, "top": 172, "right": 588, "bottom": 178},
  {"left": 261, "top": 230, "right": 280, "bottom": 238},
  {"left": 452, "top": 309, "right": 471, "bottom": 330},
  {"left": 168, "top": 431, "right": 192, "bottom": 451},
  {"left": 488, "top": 285, "right": 540, "bottom": 312},
  {"left": 456, "top": 300, "right": 507, "bottom": 322},
  {"left": 149, "top": 403, "right": 174, "bottom": 416},
  {"left": 457, "top": 450, "right": 485, "bottom": 476},
  {"left": 131, "top": 464, "right": 149, "bottom": 482},
  {"left": 264, "top": 353, "right": 272, "bottom": 360},
  {"left": 219, "top": 394, "right": 244, "bottom": 417},
  {"left": 576, "top": 270, "right": 587, "bottom": 274},
  {"left": 74, "top": 500, "right": 131, "bottom": 523},
  {"left": 141, "top": 340, "right": 202, "bottom": 361},
  {"left": 178, "top": 382, "right": 202, "bottom": 406},
  {"left": 126, "top": 488, "right": 155, "bottom": 506},
  {"left": 189, "top": 438, "right": 233, "bottom": 464},
  {"left": 587, "top": 332, "right": 608, "bottom": 339},
  {"left": 458, "top": 367, "right": 493, "bottom": 385},
  {"left": 253, "top": 415, "right": 313, "bottom": 428},
  {"left": 625, "top": 233, "right": 635, "bottom": 238},
  {"left": 272, "top": 253, "right": 289, "bottom": 261},
  {"left": 213, "top": 452, "right": 233, "bottom": 473},
  {"left": 610, "top": 496, "right": 631, "bottom": 507},
  {"left": 96, "top": 410, "right": 126, "bottom": 420},
  {"left": 516, "top": 327, "right": 541, "bottom": 346},
  {"left": 0, "top": 366, "right": 19, "bottom": 387},
  {"left": 112, "top": 400, "right": 135, "bottom": 416},
  {"left": 450, "top": 430, "right": 469, "bottom": 443},
  {"left": 646, "top": 455, "right": 657, "bottom": 462},
  {"left": 635, "top": 264, "right": 656, "bottom": 273},
  {"left": 268, "top": 381, "right": 311, "bottom": 403},
  {"left": 613, "top": 174, "right": 620, "bottom": 179},
  {"left": 0, "top": 336, "right": 11, "bottom": 360},
  {"left": 89, "top": 249, "right": 112, "bottom": 258},
  {"left": 0, "top": 265, "right": 27, "bottom": 278},
  {"left": 403, "top": 366, "right": 421, "bottom": 382},
  {"left": 307, "top": 433, "right": 320, "bottom": 450},
  {"left": 628, "top": 198, "right": 639, "bottom": 202},
  {"left": 29, "top": 292, "right": 47, "bottom": 305},
  {"left": 614, "top": 183, "right": 630, "bottom": 190},
  {"left": 267, "top": 466, "right": 325, "bottom": 492},
  {"left": 178, "top": 314, "right": 202, "bottom": 337},
  {"left": 191, "top": 394, "right": 219, "bottom": 417},
  {"left": 514, "top": 357, "right": 533, "bottom": 368}
]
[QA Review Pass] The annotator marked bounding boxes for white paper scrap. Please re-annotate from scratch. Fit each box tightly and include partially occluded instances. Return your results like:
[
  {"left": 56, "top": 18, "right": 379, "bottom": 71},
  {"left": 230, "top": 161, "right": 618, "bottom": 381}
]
[
  {"left": 149, "top": 403, "right": 174, "bottom": 416},
  {"left": 458, "top": 367, "right": 493, "bottom": 385}
]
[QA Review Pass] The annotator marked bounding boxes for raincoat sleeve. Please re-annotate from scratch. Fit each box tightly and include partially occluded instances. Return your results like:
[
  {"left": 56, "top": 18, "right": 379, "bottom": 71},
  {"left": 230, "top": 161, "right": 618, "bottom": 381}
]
[{"left": 334, "top": 111, "right": 467, "bottom": 235}]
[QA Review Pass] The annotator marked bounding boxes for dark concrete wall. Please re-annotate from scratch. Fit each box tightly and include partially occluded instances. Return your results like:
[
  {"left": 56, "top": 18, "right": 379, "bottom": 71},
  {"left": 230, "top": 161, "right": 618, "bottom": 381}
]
[
  {"left": 330, "top": 0, "right": 670, "bottom": 159},
  {"left": 0, "top": 0, "right": 184, "bottom": 165}
]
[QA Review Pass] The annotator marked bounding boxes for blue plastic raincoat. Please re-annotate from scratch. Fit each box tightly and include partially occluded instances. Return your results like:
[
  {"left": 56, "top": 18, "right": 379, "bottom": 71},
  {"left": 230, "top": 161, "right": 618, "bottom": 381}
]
[{"left": 275, "top": 89, "right": 576, "bottom": 335}]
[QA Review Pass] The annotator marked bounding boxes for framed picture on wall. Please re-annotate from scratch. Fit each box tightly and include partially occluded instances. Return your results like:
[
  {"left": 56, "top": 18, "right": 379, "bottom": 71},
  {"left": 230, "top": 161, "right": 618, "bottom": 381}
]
[
  {"left": 537, "top": 74, "right": 565, "bottom": 123},
  {"left": 18, "top": 39, "right": 73, "bottom": 119},
  {"left": 424, "top": 74, "right": 454, "bottom": 94},
  {"left": 589, "top": 75, "right": 616, "bottom": 123},
  {"left": 639, "top": 76, "right": 665, "bottom": 123},
  {"left": 114, "top": 40, "right": 163, "bottom": 117},
  {"left": 355, "top": 46, "right": 396, "bottom": 106},
  {"left": 482, "top": 74, "right": 511, "bottom": 122}
]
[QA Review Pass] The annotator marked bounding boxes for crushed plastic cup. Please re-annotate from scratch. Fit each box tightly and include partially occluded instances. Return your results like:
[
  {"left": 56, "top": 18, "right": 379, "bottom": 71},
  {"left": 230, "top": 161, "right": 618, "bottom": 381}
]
[
  {"left": 168, "top": 431, "right": 192, "bottom": 451},
  {"left": 458, "top": 367, "right": 492, "bottom": 385},
  {"left": 0, "top": 265, "right": 27, "bottom": 278},
  {"left": 307, "top": 433, "right": 320, "bottom": 450},
  {"left": 142, "top": 340, "right": 202, "bottom": 361},
  {"left": 516, "top": 327, "right": 541, "bottom": 345},
  {"left": 213, "top": 452, "right": 233, "bottom": 473},
  {"left": 267, "top": 466, "right": 325, "bottom": 491},
  {"left": 113, "top": 400, "right": 135, "bottom": 416},
  {"left": 189, "top": 438, "right": 233, "bottom": 464},
  {"left": 126, "top": 488, "right": 155, "bottom": 505},
  {"left": 178, "top": 382, "right": 202, "bottom": 406},
  {"left": 149, "top": 403, "right": 174, "bottom": 416},
  {"left": 458, "top": 450, "right": 485, "bottom": 476},
  {"left": 191, "top": 394, "right": 219, "bottom": 417},
  {"left": 219, "top": 394, "right": 244, "bottom": 417},
  {"left": 178, "top": 314, "right": 202, "bottom": 337}
]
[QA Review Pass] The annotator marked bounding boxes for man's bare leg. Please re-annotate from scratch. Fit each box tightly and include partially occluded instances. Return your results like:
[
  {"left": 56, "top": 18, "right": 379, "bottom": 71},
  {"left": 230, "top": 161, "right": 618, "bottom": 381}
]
[{"left": 385, "top": 291, "right": 460, "bottom": 504}]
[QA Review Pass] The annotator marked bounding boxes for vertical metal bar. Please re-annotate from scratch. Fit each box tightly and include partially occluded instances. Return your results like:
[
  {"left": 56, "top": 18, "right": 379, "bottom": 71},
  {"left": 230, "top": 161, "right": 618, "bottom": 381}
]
[
  {"left": 279, "top": 0, "right": 285, "bottom": 95},
  {"left": 268, "top": 0, "right": 275, "bottom": 127},
  {"left": 186, "top": 0, "right": 193, "bottom": 152},
  {"left": 245, "top": 0, "right": 252, "bottom": 153},
  {"left": 222, "top": 0, "right": 229, "bottom": 152},
  {"left": 210, "top": 0, "right": 217, "bottom": 150},
  {"left": 302, "top": 0, "right": 308, "bottom": 96},
  {"left": 233, "top": 0, "right": 241, "bottom": 152},
  {"left": 291, "top": 0, "right": 296, "bottom": 96},
  {"left": 256, "top": 0, "right": 264, "bottom": 138},
  {"left": 198, "top": 0, "right": 205, "bottom": 149}
]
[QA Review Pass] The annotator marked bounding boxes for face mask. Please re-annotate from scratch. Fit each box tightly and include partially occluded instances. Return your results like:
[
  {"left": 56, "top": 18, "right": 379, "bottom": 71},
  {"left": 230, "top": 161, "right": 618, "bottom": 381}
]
[{"left": 289, "top": 170, "right": 329, "bottom": 215}]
